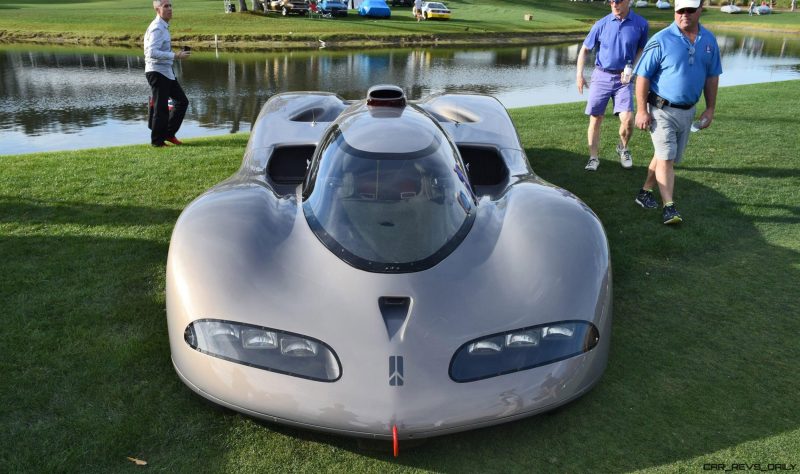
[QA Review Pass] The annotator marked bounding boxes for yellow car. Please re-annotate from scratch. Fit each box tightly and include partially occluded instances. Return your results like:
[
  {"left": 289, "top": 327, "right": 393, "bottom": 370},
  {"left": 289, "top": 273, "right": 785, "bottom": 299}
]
[{"left": 421, "top": 1, "right": 451, "bottom": 19}]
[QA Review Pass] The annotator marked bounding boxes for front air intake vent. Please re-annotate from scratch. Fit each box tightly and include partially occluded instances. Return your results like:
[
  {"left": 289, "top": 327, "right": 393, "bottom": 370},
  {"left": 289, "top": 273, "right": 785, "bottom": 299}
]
[
  {"left": 378, "top": 297, "right": 411, "bottom": 340},
  {"left": 366, "top": 85, "right": 406, "bottom": 107}
]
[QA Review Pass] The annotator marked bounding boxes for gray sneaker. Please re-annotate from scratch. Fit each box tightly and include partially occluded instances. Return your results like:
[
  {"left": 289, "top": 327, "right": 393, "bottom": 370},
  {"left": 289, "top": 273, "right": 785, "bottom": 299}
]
[
  {"left": 584, "top": 157, "right": 599, "bottom": 171},
  {"left": 616, "top": 142, "right": 633, "bottom": 169}
]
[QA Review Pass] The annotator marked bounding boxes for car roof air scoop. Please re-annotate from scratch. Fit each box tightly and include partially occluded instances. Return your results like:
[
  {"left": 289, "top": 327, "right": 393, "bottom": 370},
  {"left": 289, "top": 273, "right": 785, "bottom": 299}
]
[
  {"left": 366, "top": 85, "right": 406, "bottom": 108},
  {"left": 378, "top": 296, "right": 411, "bottom": 340}
]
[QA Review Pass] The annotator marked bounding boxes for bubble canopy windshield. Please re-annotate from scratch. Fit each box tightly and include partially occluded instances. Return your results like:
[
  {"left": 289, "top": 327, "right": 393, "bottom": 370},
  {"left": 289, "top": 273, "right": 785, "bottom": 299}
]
[{"left": 302, "top": 106, "right": 476, "bottom": 273}]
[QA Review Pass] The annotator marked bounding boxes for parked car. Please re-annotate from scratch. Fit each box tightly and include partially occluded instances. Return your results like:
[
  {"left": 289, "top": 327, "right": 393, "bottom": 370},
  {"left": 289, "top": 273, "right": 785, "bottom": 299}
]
[
  {"left": 421, "top": 1, "right": 450, "bottom": 19},
  {"left": 318, "top": 0, "right": 348, "bottom": 16},
  {"left": 754, "top": 4, "right": 772, "bottom": 14},
  {"left": 262, "top": 0, "right": 310, "bottom": 15},
  {"left": 720, "top": 3, "right": 742, "bottom": 13},
  {"left": 390, "top": 0, "right": 413, "bottom": 5},
  {"left": 166, "top": 85, "right": 612, "bottom": 448},
  {"left": 358, "top": 0, "right": 391, "bottom": 17}
]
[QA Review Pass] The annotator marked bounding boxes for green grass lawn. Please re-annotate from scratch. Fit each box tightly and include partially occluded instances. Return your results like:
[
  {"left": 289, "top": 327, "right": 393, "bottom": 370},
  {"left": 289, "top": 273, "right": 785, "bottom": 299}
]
[
  {"left": 0, "top": 0, "right": 798, "bottom": 47},
  {"left": 1, "top": 80, "right": 799, "bottom": 472}
]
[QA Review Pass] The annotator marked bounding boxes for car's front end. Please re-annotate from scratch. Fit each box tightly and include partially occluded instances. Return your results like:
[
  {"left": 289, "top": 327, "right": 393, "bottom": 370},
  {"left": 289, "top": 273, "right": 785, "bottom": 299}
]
[
  {"left": 276, "top": 0, "right": 310, "bottom": 15},
  {"left": 320, "top": 0, "right": 348, "bottom": 15},
  {"left": 168, "top": 229, "right": 611, "bottom": 440},
  {"left": 423, "top": 2, "right": 450, "bottom": 19}
]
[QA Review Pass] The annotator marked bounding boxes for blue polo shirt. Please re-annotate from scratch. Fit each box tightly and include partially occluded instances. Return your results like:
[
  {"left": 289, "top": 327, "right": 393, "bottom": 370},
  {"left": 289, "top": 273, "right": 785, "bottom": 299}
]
[
  {"left": 634, "top": 22, "right": 723, "bottom": 106},
  {"left": 583, "top": 11, "right": 649, "bottom": 71}
]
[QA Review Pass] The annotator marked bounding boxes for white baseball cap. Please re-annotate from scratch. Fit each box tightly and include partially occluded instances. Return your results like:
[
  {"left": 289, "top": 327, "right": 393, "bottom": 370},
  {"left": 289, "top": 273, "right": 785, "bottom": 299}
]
[{"left": 674, "top": 0, "right": 701, "bottom": 10}]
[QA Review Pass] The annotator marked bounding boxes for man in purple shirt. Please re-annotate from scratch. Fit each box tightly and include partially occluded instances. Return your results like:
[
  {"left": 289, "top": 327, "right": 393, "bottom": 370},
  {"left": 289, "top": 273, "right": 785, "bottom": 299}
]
[{"left": 577, "top": 0, "right": 649, "bottom": 171}]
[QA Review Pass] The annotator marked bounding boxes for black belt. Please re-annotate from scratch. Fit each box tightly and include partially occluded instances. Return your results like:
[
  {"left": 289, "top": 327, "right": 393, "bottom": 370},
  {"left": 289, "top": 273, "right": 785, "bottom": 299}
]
[
  {"left": 596, "top": 67, "right": 623, "bottom": 74},
  {"left": 648, "top": 92, "right": 694, "bottom": 110}
]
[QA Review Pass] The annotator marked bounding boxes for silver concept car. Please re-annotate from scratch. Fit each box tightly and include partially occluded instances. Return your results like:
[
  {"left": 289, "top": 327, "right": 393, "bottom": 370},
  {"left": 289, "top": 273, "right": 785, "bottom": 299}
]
[{"left": 166, "top": 85, "right": 612, "bottom": 446}]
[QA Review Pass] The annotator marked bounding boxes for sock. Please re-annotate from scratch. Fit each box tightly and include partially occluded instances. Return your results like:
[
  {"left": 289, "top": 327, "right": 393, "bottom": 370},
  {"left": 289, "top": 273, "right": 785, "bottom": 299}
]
[{"left": 664, "top": 201, "right": 674, "bottom": 208}]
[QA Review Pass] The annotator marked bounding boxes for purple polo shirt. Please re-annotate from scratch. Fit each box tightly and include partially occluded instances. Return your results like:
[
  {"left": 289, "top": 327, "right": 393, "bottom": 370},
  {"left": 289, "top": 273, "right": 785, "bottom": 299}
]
[{"left": 583, "top": 11, "right": 649, "bottom": 71}]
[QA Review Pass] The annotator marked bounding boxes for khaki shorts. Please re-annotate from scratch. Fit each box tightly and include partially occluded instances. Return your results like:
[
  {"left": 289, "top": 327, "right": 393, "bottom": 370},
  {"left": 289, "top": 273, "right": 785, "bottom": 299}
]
[{"left": 650, "top": 105, "right": 695, "bottom": 164}]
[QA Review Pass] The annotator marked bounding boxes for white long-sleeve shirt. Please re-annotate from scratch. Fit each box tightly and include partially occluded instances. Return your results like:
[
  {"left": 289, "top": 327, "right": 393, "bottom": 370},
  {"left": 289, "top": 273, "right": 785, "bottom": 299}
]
[{"left": 144, "top": 15, "right": 175, "bottom": 80}]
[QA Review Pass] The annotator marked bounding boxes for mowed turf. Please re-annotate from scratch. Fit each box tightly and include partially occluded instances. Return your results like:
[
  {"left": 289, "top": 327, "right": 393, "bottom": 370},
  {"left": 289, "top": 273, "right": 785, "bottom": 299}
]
[
  {"left": 0, "top": 81, "right": 798, "bottom": 472},
  {"left": 0, "top": 0, "right": 799, "bottom": 47}
]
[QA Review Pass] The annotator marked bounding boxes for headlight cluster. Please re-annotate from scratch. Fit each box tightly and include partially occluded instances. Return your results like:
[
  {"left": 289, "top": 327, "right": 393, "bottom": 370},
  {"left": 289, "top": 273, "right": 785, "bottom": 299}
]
[
  {"left": 449, "top": 321, "right": 599, "bottom": 382},
  {"left": 184, "top": 319, "right": 341, "bottom": 382}
]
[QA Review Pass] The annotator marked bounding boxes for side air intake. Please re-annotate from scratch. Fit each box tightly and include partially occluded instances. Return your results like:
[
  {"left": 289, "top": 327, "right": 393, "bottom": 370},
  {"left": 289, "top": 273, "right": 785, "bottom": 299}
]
[{"left": 366, "top": 85, "right": 406, "bottom": 107}]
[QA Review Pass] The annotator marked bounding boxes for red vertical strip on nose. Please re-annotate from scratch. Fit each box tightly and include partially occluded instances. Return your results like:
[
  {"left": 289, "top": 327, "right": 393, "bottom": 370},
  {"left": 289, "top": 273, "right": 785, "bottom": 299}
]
[{"left": 392, "top": 425, "right": 399, "bottom": 457}]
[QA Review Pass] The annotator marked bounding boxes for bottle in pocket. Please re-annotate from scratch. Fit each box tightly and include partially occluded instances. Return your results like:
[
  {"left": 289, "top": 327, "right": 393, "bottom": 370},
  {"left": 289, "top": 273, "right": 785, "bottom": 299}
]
[{"left": 621, "top": 61, "right": 633, "bottom": 84}]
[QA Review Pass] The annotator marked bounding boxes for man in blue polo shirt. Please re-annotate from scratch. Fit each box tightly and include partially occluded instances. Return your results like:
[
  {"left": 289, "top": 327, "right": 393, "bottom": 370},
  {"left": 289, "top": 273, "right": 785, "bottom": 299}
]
[
  {"left": 577, "top": 0, "right": 649, "bottom": 172},
  {"left": 633, "top": 0, "right": 722, "bottom": 225}
]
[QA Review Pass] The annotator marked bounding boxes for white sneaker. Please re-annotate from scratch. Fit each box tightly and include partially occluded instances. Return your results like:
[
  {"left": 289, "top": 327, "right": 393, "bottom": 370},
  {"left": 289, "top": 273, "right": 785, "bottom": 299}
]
[
  {"left": 616, "top": 143, "right": 633, "bottom": 169},
  {"left": 584, "top": 157, "right": 599, "bottom": 171}
]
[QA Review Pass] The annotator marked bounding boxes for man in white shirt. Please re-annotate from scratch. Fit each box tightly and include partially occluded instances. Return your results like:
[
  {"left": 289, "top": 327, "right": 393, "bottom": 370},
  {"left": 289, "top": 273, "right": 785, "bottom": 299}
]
[{"left": 144, "top": 0, "right": 190, "bottom": 147}]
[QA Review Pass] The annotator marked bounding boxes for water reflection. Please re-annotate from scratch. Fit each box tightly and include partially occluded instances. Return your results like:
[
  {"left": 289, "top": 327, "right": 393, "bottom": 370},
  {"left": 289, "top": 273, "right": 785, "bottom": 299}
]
[{"left": 1, "top": 31, "right": 798, "bottom": 155}]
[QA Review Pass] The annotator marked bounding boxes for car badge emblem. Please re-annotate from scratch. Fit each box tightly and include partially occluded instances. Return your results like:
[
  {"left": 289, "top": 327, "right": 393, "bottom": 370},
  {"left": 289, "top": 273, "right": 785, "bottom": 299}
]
[{"left": 389, "top": 355, "right": 404, "bottom": 386}]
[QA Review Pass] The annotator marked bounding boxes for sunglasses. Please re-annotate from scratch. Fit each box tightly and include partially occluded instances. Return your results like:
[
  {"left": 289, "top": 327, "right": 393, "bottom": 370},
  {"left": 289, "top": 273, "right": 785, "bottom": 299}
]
[
  {"left": 608, "top": 0, "right": 626, "bottom": 4},
  {"left": 676, "top": 7, "right": 698, "bottom": 14}
]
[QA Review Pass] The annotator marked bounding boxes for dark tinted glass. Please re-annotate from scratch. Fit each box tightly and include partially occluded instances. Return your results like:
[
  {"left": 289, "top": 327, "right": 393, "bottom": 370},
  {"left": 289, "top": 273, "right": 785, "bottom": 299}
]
[{"left": 303, "top": 118, "right": 474, "bottom": 272}]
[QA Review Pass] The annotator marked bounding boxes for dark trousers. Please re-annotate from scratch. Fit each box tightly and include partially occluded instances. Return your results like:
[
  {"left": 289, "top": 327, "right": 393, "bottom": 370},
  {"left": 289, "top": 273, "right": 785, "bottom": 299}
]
[{"left": 146, "top": 71, "right": 189, "bottom": 145}]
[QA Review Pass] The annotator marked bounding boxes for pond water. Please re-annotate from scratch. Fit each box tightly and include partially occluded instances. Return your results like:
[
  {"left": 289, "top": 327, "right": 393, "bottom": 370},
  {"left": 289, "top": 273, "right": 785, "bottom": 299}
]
[{"left": 1, "top": 31, "right": 798, "bottom": 155}]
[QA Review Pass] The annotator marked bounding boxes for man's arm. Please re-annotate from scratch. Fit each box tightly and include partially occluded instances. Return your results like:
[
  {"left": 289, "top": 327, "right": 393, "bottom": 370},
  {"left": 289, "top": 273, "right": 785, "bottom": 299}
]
[
  {"left": 145, "top": 27, "right": 190, "bottom": 61},
  {"left": 144, "top": 27, "right": 175, "bottom": 61},
  {"left": 576, "top": 45, "right": 590, "bottom": 94},
  {"left": 697, "top": 75, "right": 719, "bottom": 130},
  {"left": 634, "top": 75, "right": 651, "bottom": 130}
]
